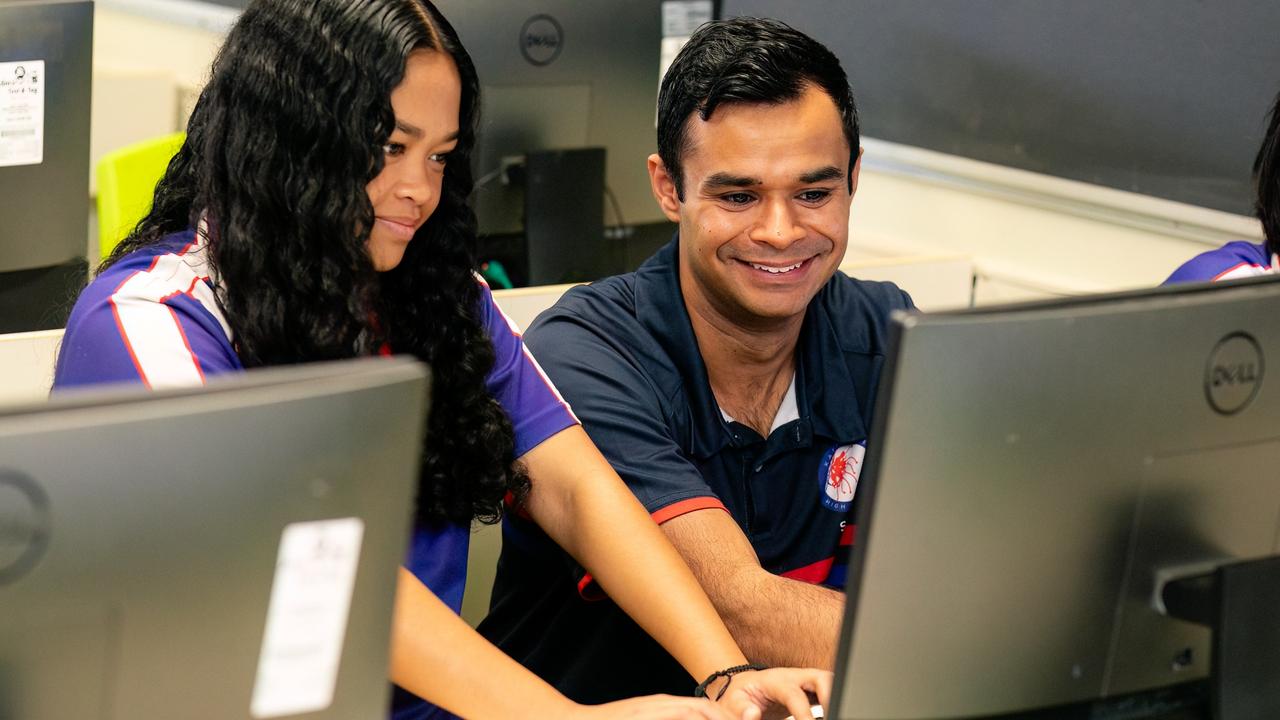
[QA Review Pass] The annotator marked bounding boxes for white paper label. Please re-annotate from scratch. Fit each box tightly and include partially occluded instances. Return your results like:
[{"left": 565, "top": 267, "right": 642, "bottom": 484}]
[
  {"left": 659, "top": 36, "right": 690, "bottom": 88},
  {"left": 0, "top": 60, "right": 44, "bottom": 168},
  {"left": 250, "top": 518, "right": 364, "bottom": 719},
  {"left": 662, "top": 1, "right": 713, "bottom": 37}
]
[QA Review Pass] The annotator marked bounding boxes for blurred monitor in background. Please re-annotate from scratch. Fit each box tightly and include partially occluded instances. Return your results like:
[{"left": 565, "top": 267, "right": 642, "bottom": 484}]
[
  {"left": 0, "top": 0, "right": 92, "bottom": 332},
  {"left": 438, "top": 0, "right": 683, "bottom": 285}
]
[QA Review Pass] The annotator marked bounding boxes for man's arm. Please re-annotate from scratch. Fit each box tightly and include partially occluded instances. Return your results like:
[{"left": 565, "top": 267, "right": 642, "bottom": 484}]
[
  {"left": 520, "top": 426, "right": 832, "bottom": 720},
  {"left": 661, "top": 508, "right": 844, "bottom": 669}
]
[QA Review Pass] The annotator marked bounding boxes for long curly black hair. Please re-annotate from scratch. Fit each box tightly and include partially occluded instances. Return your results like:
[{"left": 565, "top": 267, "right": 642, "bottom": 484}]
[
  {"left": 1256, "top": 90, "right": 1280, "bottom": 257},
  {"left": 105, "top": 0, "right": 528, "bottom": 527}
]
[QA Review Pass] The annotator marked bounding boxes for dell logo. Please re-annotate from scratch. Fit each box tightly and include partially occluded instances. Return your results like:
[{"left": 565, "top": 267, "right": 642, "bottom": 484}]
[
  {"left": 1205, "top": 332, "right": 1264, "bottom": 415},
  {"left": 0, "top": 471, "right": 50, "bottom": 585},
  {"left": 1212, "top": 363, "right": 1259, "bottom": 387},
  {"left": 520, "top": 14, "right": 564, "bottom": 67}
]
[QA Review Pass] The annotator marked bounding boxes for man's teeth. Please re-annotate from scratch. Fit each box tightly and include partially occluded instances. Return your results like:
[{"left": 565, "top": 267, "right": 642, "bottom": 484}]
[{"left": 750, "top": 261, "right": 803, "bottom": 274}]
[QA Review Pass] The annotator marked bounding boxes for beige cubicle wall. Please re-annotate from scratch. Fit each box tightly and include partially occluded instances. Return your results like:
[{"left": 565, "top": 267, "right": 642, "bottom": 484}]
[
  {"left": 847, "top": 137, "right": 1263, "bottom": 304},
  {"left": 0, "top": 330, "right": 63, "bottom": 406}
]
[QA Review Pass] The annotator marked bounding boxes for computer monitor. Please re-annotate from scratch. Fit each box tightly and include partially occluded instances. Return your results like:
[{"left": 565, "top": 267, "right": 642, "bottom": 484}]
[
  {"left": 435, "top": 0, "right": 669, "bottom": 284},
  {"left": 0, "top": 0, "right": 92, "bottom": 332},
  {"left": 0, "top": 357, "right": 429, "bottom": 719},
  {"left": 833, "top": 278, "right": 1280, "bottom": 719}
]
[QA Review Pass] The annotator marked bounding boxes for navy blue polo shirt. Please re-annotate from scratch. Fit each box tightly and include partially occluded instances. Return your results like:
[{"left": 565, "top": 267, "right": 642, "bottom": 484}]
[{"left": 477, "top": 238, "right": 913, "bottom": 703}]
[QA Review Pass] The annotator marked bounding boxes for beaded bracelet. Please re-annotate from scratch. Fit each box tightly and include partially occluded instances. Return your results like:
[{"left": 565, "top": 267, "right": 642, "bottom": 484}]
[{"left": 693, "top": 663, "right": 768, "bottom": 701}]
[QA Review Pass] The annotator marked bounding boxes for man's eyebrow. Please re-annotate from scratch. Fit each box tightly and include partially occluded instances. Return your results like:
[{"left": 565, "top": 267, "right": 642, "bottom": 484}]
[
  {"left": 799, "top": 166, "right": 843, "bottom": 184},
  {"left": 702, "top": 172, "right": 761, "bottom": 190}
]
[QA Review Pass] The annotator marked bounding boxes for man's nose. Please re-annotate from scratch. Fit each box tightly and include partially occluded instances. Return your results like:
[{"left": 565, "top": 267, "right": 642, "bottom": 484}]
[{"left": 750, "top": 198, "right": 805, "bottom": 247}]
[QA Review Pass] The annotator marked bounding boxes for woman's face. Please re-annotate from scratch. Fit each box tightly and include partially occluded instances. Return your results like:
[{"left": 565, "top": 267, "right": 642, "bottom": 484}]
[{"left": 365, "top": 49, "right": 462, "bottom": 271}]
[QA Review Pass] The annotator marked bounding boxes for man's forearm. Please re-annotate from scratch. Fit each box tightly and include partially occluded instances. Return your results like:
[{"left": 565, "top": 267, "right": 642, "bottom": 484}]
[
  {"left": 662, "top": 508, "right": 846, "bottom": 668},
  {"left": 715, "top": 565, "right": 845, "bottom": 668}
]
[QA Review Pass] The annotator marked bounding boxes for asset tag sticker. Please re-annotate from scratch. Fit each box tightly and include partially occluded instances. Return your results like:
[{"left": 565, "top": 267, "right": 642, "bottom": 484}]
[
  {"left": 0, "top": 60, "right": 44, "bottom": 168},
  {"left": 250, "top": 517, "right": 364, "bottom": 718},
  {"left": 662, "top": 1, "right": 713, "bottom": 37}
]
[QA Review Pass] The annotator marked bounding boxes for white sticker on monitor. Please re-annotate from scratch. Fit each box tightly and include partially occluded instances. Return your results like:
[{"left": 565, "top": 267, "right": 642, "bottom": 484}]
[
  {"left": 250, "top": 517, "right": 364, "bottom": 719},
  {"left": 662, "top": 1, "right": 713, "bottom": 37},
  {"left": 0, "top": 60, "right": 44, "bottom": 168}
]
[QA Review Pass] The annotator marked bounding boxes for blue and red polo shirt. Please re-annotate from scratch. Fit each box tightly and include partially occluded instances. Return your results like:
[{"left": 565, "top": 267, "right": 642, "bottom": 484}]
[
  {"left": 477, "top": 238, "right": 913, "bottom": 703},
  {"left": 53, "top": 229, "right": 578, "bottom": 720},
  {"left": 1164, "top": 240, "right": 1278, "bottom": 284}
]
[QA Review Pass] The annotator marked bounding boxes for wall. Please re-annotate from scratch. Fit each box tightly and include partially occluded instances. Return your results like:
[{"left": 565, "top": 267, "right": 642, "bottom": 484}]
[
  {"left": 86, "top": 5, "right": 1263, "bottom": 309},
  {"left": 846, "top": 138, "right": 1263, "bottom": 304},
  {"left": 723, "top": 0, "right": 1280, "bottom": 216},
  {"left": 89, "top": 3, "right": 226, "bottom": 195}
]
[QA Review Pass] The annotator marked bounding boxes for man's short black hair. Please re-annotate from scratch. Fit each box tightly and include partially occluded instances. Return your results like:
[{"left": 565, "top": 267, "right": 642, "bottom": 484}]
[
  {"left": 656, "top": 16, "right": 860, "bottom": 200},
  {"left": 1256, "top": 90, "right": 1280, "bottom": 257}
]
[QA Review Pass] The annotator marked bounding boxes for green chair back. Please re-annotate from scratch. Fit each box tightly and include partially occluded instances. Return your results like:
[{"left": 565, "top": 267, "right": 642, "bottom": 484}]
[{"left": 96, "top": 131, "right": 186, "bottom": 260}]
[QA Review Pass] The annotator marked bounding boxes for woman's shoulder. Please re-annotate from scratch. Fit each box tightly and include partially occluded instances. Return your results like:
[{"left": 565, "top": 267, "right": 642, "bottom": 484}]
[
  {"left": 57, "top": 229, "right": 238, "bottom": 389},
  {"left": 94, "top": 230, "right": 208, "bottom": 288},
  {"left": 66, "top": 229, "right": 225, "bottom": 350},
  {"left": 1165, "top": 240, "right": 1274, "bottom": 284}
]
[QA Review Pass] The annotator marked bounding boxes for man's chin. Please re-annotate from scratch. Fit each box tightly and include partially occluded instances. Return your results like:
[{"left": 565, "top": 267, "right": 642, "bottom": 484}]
[{"left": 735, "top": 296, "right": 816, "bottom": 325}]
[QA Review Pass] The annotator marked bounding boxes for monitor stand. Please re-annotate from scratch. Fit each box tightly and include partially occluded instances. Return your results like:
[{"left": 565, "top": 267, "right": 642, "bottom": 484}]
[{"left": 1160, "top": 555, "right": 1280, "bottom": 720}]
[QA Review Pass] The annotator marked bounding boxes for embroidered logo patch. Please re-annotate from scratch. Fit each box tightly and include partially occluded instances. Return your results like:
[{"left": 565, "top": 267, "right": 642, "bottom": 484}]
[{"left": 819, "top": 441, "right": 865, "bottom": 512}]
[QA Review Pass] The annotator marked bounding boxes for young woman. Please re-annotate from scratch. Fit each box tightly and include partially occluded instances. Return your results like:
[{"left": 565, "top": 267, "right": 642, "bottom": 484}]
[{"left": 55, "top": 1, "right": 829, "bottom": 719}]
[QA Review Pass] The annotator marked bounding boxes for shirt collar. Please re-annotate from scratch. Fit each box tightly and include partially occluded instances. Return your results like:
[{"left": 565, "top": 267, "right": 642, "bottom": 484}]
[
  {"left": 796, "top": 293, "right": 867, "bottom": 443},
  {"left": 634, "top": 238, "right": 731, "bottom": 458}
]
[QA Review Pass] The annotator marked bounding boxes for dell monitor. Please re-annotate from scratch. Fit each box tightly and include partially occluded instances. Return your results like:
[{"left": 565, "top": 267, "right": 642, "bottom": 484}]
[
  {"left": 833, "top": 278, "right": 1280, "bottom": 719},
  {"left": 0, "top": 357, "right": 429, "bottom": 719},
  {"left": 0, "top": 0, "right": 92, "bottom": 332},
  {"left": 435, "top": 0, "right": 673, "bottom": 285}
]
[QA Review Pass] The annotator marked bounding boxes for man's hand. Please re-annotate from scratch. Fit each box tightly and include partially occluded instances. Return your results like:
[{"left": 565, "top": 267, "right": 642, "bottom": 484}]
[{"left": 713, "top": 667, "right": 831, "bottom": 720}]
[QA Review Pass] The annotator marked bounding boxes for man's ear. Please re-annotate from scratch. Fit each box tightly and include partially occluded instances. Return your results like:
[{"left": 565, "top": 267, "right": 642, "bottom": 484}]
[
  {"left": 647, "top": 154, "right": 682, "bottom": 223},
  {"left": 848, "top": 146, "right": 864, "bottom": 199}
]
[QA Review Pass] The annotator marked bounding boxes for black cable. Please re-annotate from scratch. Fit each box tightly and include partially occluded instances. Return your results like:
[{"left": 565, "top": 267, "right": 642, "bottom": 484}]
[{"left": 604, "top": 185, "right": 626, "bottom": 229}]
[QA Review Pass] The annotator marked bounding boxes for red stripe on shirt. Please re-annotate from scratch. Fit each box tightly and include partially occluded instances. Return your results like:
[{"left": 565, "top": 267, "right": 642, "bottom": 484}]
[
  {"left": 1213, "top": 261, "right": 1263, "bottom": 281},
  {"left": 652, "top": 496, "right": 729, "bottom": 525},
  {"left": 782, "top": 556, "right": 834, "bottom": 584},
  {"left": 576, "top": 497, "right": 730, "bottom": 601},
  {"left": 503, "top": 490, "right": 533, "bottom": 521},
  {"left": 576, "top": 573, "right": 607, "bottom": 602},
  {"left": 840, "top": 523, "right": 856, "bottom": 546},
  {"left": 167, "top": 306, "right": 207, "bottom": 383},
  {"left": 108, "top": 285, "right": 151, "bottom": 390}
]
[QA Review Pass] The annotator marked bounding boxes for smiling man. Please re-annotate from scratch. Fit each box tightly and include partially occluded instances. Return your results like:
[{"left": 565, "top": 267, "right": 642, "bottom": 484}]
[{"left": 478, "top": 17, "right": 913, "bottom": 702}]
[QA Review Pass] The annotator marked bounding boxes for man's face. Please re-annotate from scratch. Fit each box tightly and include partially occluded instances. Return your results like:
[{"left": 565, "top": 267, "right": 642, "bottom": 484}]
[{"left": 649, "top": 84, "right": 858, "bottom": 329}]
